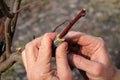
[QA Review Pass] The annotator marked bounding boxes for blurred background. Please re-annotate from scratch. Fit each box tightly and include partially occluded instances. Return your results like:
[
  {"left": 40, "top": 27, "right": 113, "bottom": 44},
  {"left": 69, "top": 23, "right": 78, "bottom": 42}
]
[{"left": 1, "top": 0, "right": 120, "bottom": 80}]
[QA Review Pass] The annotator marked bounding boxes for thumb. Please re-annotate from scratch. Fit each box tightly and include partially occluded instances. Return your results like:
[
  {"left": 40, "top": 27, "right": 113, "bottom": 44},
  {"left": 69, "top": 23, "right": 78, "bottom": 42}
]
[
  {"left": 69, "top": 54, "right": 104, "bottom": 77},
  {"left": 56, "top": 42, "right": 72, "bottom": 80}
]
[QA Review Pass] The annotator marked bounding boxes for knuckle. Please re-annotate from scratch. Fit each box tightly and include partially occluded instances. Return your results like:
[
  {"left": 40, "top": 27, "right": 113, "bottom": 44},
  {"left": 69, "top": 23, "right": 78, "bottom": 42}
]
[
  {"left": 59, "top": 42, "right": 68, "bottom": 49},
  {"left": 69, "top": 31, "right": 75, "bottom": 34},
  {"left": 67, "top": 31, "right": 75, "bottom": 36},
  {"left": 97, "top": 37, "right": 105, "bottom": 47},
  {"left": 61, "top": 73, "right": 72, "bottom": 79},
  {"left": 25, "top": 42, "right": 33, "bottom": 49},
  {"left": 94, "top": 64, "right": 103, "bottom": 77},
  {"left": 73, "top": 55, "right": 82, "bottom": 67},
  {"left": 44, "top": 33, "right": 50, "bottom": 37},
  {"left": 43, "top": 33, "right": 51, "bottom": 41},
  {"left": 68, "top": 31, "right": 81, "bottom": 35},
  {"left": 25, "top": 42, "right": 30, "bottom": 49},
  {"left": 56, "top": 43, "right": 68, "bottom": 58},
  {"left": 56, "top": 51, "right": 64, "bottom": 58},
  {"left": 97, "top": 37, "right": 104, "bottom": 43}
]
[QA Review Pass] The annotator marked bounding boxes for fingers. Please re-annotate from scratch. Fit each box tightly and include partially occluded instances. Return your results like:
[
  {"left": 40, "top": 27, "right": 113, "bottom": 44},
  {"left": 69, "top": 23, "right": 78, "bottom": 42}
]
[
  {"left": 65, "top": 31, "right": 101, "bottom": 46},
  {"left": 56, "top": 42, "right": 72, "bottom": 80},
  {"left": 21, "top": 50, "right": 27, "bottom": 70},
  {"left": 25, "top": 42, "right": 38, "bottom": 65},
  {"left": 69, "top": 54, "right": 104, "bottom": 77},
  {"left": 37, "top": 33, "right": 56, "bottom": 65},
  {"left": 22, "top": 37, "right": 41, "bottom": 68},
  {"left": 65, "top": 31, "right": 84, "bottom": 42},
  {"left": 65, "top": 31, "right": 110, "bottom": 65}
]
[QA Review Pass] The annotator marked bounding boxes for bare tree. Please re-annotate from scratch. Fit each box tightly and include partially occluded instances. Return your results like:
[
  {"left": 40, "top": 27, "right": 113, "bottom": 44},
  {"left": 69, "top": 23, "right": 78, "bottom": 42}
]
[{"left": 0, "top": 0, "right": 22, "bottom": 79}]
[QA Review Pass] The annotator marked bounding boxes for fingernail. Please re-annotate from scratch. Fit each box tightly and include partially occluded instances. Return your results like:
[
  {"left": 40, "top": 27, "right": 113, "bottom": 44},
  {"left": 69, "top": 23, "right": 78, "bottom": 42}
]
[{"left": 63, "top": 42, "right": 68, "bottom": 51}]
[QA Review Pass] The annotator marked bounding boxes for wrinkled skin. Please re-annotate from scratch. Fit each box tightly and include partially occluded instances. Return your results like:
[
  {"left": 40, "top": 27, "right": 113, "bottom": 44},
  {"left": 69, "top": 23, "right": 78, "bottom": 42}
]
[
  {"left": 22, "top": 33, "right": 73, "bottom": 80},
  {"left": 22, "top": 31, "right": 120, "bottom": 80},
  {"left": 65, "top": 31, "right": 117, "bottom": 80}
]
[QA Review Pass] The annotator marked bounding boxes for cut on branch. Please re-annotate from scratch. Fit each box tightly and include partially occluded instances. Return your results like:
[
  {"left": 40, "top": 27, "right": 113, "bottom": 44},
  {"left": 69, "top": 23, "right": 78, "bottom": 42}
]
[{"left": 58, "top": 8, "right": 86, "bottom": 38}]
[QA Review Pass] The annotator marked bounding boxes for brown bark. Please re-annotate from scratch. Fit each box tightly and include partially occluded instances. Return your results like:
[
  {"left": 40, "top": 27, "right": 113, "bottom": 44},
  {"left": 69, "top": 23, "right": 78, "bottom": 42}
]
[
  {"left": 0, "top": 52, "right": 21, "bottom": 73},
  {"left": 0, "top": 17, "right": 5, "bottom": 41},
  {"left": 0, "top": 0, "right": 22, "bottom": 73}
]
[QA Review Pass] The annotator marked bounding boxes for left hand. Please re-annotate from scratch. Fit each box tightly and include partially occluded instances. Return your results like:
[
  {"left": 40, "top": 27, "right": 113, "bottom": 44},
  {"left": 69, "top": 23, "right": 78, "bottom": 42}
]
[
  {"left": 65, "top": 31, "right": 116, "bottom": 80},
  {"left": 22, "top": 33, "right": 73, "bottom": 80}
]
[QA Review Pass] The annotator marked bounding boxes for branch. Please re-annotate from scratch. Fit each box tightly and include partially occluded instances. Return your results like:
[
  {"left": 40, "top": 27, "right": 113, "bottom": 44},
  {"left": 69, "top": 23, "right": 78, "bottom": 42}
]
[
  {"left": 0, "top": 0, "right": 13, "bottom": 18},
  {"left": 5, "top": 0, "right": 22, "bottom": 57},
  {"left": 0, "top": 52, "right": 21, "bottom": 73},
  {"left": 58, "top": 9, "right": 86, "bottom": 38},
  {"left": 5, "top": 18, "right": 12, "bottom": 57},
  {"left": 0, "top": 0, "right": 22, "bottom": 74},
  {"left": 52, "top": 9, "right": 88, "bottom": 80},
  {"left": 15, "top": 0, "right": 40, "bottom": 13},
  {"left": 52, "top": 20, "right": 69, "bottom": 32},
  {"left": 11, "top": 0, "right": 21, "bottom": 41},
  {"left": 0, "top": 53, "right": 6, "bottom": 63},
  {"left": 52, "top": 9, "right": 86, "bottom": 48},
  {"left": 0, "top": 14, "right": 6, "bottom": 57}
]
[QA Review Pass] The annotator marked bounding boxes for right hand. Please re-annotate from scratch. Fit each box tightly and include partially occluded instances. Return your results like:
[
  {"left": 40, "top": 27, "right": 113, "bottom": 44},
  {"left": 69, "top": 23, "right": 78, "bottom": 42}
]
[
  {"left": 22, "top": 33, "right": 73, "bottom": 80},
  {"left": 65, "top": 31, "right": 117, "bottom": 80}
]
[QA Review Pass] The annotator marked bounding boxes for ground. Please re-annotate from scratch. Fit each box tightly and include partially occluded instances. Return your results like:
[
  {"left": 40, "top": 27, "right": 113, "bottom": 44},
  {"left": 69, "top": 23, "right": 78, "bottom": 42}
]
[{"left": 1, "top": 0, "right": 120, "bottom": 80}]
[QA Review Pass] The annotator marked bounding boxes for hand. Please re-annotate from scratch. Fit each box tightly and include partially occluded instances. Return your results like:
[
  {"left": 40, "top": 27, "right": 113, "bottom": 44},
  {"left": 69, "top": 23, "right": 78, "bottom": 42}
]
[
  {"left": 22, "top": 33, "right": 72, "bottom": 80},
  {"left": 65, "top": 31, "right": 117, "bottom": 80}
]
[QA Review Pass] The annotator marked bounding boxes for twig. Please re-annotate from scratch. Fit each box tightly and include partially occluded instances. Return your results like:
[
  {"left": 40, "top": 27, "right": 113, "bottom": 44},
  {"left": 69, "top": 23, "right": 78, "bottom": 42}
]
[
  {"left": 52, "top": 9, "right": 86, "bottom": 48},
  {"left": 4, "top": 0, "right": 21, "bottom": 60},
  {"left": 55, "top": 8, "right": 88, "bottom": 80},
  {"left": 15, "top": 0, "right": 40, "bottom": 13},
  {"left": 52, "top": 20, "right": 69, "bottom": 32},
  {"left": 0, "top": 0, "right": 22, "bottom": 74},
  {"left": 0, "top": 52, "right": 21, "bottom": 73},
  {"left": 3, "top": 0, "right": 22, "bottom": 58},
  {"left": 5, "top": 18, "right": 12, "bottom": 57},
  {"left": 58, "top": 8, "right": 86, "bottom": 38},
  {"left": 0, "top": 0, "right": 13, "bottom": 18},
  {"left": 11, "top": 0, "right": 21, "bottom": 41},
  {"left": 0, "top": 53, "right": 6, "bottom": 63}
]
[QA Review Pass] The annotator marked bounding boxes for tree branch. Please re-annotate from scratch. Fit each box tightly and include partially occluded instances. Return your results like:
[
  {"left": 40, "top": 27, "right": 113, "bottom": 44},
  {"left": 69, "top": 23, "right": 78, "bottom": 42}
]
[
  {"left": 15, "top": 0, "right": 40, "bottom": 13},
  {"left": 5, "top": 18, "right": 12, "bottom": 57},
  {"left": 52, "top": 20, "right": 69, "bottom": 32},
  {"left": 58, "top": 9, "right": 86, "bottom": 38},
  {"left": 0, "top": 0, "right": 22, "bottom": 75},
  {"left": 4, "top": 0, "right": 21, "bottom": 57},
  {"left": 0, "top": 52, "right": 21, "bottom": 73},
  {"left": 0, "top": 0, "right": 13, "bottom": 18},
  {"left": 11, "top": 0, "right": 21, "bottom": 41},
  {"left": 0, "top": 53, "right": 6, "bottom": 63}
]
